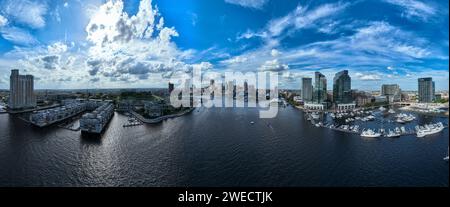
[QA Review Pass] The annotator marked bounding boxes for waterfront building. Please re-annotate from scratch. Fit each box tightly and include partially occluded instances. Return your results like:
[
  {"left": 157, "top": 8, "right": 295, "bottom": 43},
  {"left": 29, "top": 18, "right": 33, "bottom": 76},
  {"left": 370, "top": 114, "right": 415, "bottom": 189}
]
[
  {"left": 144, "top": 101, "right": 166, "bottom": 118},
  {"left": 301, "top": 77, "right": 313, "bottom": 102},
  {"left": 304, "top": 103, "right": 325, "bottom": 111},
  {"left": 9, "top": 69, "right": 36, "bottom": 109},
  {"left": 381, "top": 84, "right": 401, "bottom": 103},
  {"left": 333, "top": 70, "right": 352, "bottom": 104},
  {"left": 337, "top": 103, "right": 356, "bottom": 111},
  {"left": 117, "top": 100, "right": 134, "bottom": 112},
  {"left": 80, "top": 102, "right": 114, "bottom": 134},
  {"left": 313, "top": 72, "right": 327, "bottom": 104},
  {"left": 374, "top": 95, "right": 388, "bottom": 103},
  {"left": 418, "top": 77, "right": 435, "bottom": 103},
  {"left": 30, "top": 102, "right": 88, "bottom": 127}
]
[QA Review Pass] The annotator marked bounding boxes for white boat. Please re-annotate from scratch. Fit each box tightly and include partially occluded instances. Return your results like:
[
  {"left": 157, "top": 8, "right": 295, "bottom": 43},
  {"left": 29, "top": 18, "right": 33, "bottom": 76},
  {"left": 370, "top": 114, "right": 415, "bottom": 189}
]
[
  {"left": 416, "top": 122, "right": 445, "bottom": 138},
  {"left": 311, "top": 112, "right": 320, "bottom": 120},
  {"left": 250, "top": 121, "right": 255, "bottom": 125},
  {"left": 361, "top": 129, "right": 382, "bottom": 138},
  {"left": 366, "top": 115, "right": 375, "bottom": 121},
  {"left": 385, "top": 130, "right": 401, "bottom": 138},
  {"left": 444, "top": 147, "right": 449, "bottom": 162},
  {"left": 379, "top": 106, "right": 386, "bottom": 111},
  {"left": 388, "top": 109, "right": 395, "bottom": 114}
]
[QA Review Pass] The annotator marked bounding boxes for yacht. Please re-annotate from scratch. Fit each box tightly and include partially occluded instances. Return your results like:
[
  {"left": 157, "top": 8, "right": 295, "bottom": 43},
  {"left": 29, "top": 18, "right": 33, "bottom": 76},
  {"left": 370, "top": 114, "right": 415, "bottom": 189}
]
[
  {"left": 388, "top": 109, "right": 396, "bottom": 114},
  {"left": 385, "top": 129, "right": 401, "bottom": 138},
  {"left": 379, "top": 106, "right": 386, "bottom": 111},
  {"left": 366, "top": 115, "right": 376, "bottom": 121},
  {"left": 361, "top": 129, "right": 382, "bottom": 138},
  {"left": 311, "top": 112, "right": 320, "bottom": 120},
  {"left": 416, "top": 122, "right": 445, "bottom": 138}
]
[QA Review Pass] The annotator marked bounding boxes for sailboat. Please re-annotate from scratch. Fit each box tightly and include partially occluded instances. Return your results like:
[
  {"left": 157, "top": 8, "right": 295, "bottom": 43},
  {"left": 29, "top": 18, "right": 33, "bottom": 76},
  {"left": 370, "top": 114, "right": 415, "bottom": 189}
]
[{"left": 444, "top": 147, "right": 449, "bottom": 162}]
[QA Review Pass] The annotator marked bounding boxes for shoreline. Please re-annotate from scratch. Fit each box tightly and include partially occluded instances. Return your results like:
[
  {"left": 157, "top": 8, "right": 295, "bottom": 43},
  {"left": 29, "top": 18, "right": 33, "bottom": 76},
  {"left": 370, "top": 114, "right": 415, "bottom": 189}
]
[{"left": 131, "top": 107, "right": 195, "bottom": 124}]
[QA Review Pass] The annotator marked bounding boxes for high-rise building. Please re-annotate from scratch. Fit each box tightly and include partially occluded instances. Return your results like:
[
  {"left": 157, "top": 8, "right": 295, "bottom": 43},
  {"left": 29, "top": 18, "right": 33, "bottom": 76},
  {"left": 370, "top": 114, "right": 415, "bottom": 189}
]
[
  {"left": 333, "top": 70, "right": 352, "bottom": 104},
  {"left": 314, "top": 72, "right": 327, "bottom": 104},
  {"left": 301, "top": 77, "right": 313, "bottom": 102},
  {"left": 418, "top": 77, "right": 435, "bottom": 103},
  {"left": 9, "top": 69, "right": 36, "bottom": 110},
  {"left": 381, "top": 84, "right": 401, "bottom": 103}
]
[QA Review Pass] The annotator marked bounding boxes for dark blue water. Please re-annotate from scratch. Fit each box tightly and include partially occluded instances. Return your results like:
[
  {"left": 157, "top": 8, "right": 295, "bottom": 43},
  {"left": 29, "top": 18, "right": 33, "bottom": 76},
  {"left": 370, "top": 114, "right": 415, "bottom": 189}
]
[{"left": 0, "top": 106, "right": 448, "bottom": 186}]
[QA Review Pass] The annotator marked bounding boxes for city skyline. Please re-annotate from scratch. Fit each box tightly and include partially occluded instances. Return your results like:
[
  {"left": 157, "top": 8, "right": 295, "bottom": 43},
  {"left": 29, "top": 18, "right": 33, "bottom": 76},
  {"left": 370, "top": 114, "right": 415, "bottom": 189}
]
[{"left": 0, "top": 0, "right": 449, "bottom": 91}]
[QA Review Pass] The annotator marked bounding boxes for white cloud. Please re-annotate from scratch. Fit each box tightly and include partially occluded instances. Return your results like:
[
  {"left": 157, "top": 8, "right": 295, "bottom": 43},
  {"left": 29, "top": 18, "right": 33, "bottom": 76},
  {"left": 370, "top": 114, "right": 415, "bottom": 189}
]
[
  {"left": 0, "top": 0, "right": 48, "bottom": 29},
  {"left": 384, "top": 0, "right": 436, "bottom": 21},
  {"left": 83, "top": 0, "right": 211, "bottom": 83},
  {"left": 0, "top": 26, "right": 38, "bottom": 45},
  {"left": 267, "top": 2, "right": 349, "bottom": 38},
  {"left": 0, "top": 15, "right": 7, "bottom": 27},
  {"left": 355, "top": 72, "right": 381, "bottom": 81},
  {"left": 222, "top": 56, "right": 248, "bottom": 64},
  {"left": 224, "top": 0, "right": 269, "bottom": 10},
  {"left": 259, "top": 59, "right": 289, "bottom": 72},
  {"left": 271, "top": 49, "right": 281, "bottom": 57}
]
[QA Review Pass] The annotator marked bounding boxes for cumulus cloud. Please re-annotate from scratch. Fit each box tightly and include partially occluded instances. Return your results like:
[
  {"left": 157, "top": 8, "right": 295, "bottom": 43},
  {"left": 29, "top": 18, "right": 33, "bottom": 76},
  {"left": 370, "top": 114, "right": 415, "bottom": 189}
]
[
  {"left": 0, "top": 15, "right": 7, "bottom": 27},
  {"left": 83, "top": 0, "right": 209, "bottom": 83},
  {"left": 0, "top": 0, "right": 48, "bottom": 29},
  {"left": 354, "top": 72, "right": 381, "bottom": 81},
  {"left": 259, "top": 59, "right": 289, "bottom": 72},
  {"left": 40, "top": 55, "right": 60, "bottom": 70},
  {"left": 271, "top": 49, "right": 281, "bottom": 57},
  {"left": 224, "top": 0, "right": 269, "bottom": 10}
]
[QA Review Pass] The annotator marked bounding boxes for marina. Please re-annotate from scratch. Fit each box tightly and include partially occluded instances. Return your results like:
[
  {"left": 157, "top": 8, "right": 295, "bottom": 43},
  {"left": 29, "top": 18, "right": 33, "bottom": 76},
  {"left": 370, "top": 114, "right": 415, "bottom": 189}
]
[{"left": 305, "top": 106, "right": 448, "bottom": 138}]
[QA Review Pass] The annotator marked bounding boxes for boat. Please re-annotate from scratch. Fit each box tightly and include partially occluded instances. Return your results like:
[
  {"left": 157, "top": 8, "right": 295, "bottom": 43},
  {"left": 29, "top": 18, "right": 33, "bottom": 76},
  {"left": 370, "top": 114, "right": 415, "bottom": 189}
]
[
  {"left": 416, "top": 122, "right": 445, "bottom": 138},
  {"left": 395, "top": 113, "right": 416, "bottom": 123},
  {"left": 311, "top": 112, "right": 320, "bottom": 120},
  {"left": 388, "top": 109, "right": 395, "bottom": 114},
  {"left": 250, "top": 121, "right": 255, "bottom": 125},
  {"left": 366, "top": 115, "right": 375, "bottom": 121},
  {"left": 361, "top": 129, "right": 382, "bottom": 138},
  {"left": 379, "top": 106, "right": 386, "bottom": 111},
  {"left": 385, "top": 129, "right": 401, "bottom": 138},
  {"left": 444, "top": 147, "right": 449, "bottom": 162}
]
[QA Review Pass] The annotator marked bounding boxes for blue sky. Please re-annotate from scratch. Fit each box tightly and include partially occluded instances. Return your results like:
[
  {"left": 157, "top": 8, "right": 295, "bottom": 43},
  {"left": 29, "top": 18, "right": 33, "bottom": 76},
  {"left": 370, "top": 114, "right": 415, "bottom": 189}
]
[{"left": 0, "top": 0, "right": 448, "bottom": 90}]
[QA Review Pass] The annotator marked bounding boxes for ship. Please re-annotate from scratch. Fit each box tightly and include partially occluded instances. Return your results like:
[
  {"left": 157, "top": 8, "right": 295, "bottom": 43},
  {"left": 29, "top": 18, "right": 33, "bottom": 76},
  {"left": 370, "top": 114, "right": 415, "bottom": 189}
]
[
  {"left": 361, "top": 129, "right": 381, "bottom": 138},
  {"left": 415, "top": 122, "right": 444, "bottom": 138},
  {"left": 388, "top": 109, "right": 395, "bottom": 114}
]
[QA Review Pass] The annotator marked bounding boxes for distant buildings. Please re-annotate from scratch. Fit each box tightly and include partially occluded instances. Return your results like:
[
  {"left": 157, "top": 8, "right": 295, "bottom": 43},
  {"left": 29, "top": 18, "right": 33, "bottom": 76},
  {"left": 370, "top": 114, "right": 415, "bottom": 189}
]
[
  {"left": 418, "top": 77, "right": 435, "bottom": 103},
  {"left": 301, "top": 77, "right": 313, "bottom": 102},
  {"left": 9, "top": 69, "right": 36, "bottom": 109},
  {"left": 333, "top": 70, "right": 352, "bottom": 104},
  {"left": 381, "top": 84, "right": 401, "bottom": 103},
  {"left": 313, "top": 72, "right": 327, "bottom": 104}
]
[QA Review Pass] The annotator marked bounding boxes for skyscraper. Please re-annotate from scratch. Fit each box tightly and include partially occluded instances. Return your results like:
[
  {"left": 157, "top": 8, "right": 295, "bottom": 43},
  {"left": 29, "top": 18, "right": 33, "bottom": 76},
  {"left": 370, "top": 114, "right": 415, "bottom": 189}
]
[
  {"left": 301, "top": 77, "right": 313, "bottom": 102},
  {"left": 418, "top": 77, "right": 435, "bottom": 103},
  {"left": 314, "top": 72, "right": 327, "bottom": 104},
  {"left": 333, "top": 70, "right": 352, "bottom": 104},
  {"left": 381, "top": 84, "right": 401, "bottom": 103},
  {"left": 9, "top": 69, "right": 36, "bottom": 110}
]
